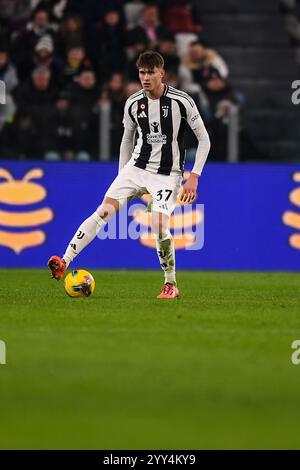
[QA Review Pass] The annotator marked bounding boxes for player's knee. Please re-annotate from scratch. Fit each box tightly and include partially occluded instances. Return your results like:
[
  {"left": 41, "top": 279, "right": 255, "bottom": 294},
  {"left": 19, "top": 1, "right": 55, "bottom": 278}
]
[
  {"left": 98, "top": 205, "right": 114, "bottom": 220},
  {"left": 151, "top": 212, "right": 169, "bottom": 235},
  {"left": 96, "top": 198, "right": 119, "bottom": 220},
  {"left": 153, "top": 228, "right": 172, "bottom": 242},
  {"left": 151, "top": 213, "right": 170, "bottom": 239}
]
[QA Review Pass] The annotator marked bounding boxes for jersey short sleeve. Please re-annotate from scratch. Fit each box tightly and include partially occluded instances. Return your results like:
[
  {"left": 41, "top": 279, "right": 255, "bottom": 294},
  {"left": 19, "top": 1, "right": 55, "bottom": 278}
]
[{"left": 123, "top": 98, "right": 137, "bottom": 131}]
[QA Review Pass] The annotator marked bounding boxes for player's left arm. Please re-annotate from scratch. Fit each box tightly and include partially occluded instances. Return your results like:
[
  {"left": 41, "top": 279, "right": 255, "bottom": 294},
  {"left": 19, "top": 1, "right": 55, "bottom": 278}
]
[
  {"left": 180, "top": 98, "right": 210, "bottom": 203},
  {"left": 119, "top": 127, "right": 136, "bottom": 173}
]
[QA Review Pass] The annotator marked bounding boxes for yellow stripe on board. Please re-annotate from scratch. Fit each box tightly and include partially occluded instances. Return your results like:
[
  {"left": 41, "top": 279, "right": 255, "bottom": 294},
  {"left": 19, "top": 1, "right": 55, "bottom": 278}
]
[
  {"left": 0, "top": 208, "right": 53, "bottom": 227},
  {"left": 140, "top": 232, "right": 195, "bottom": 250},
  {"left": 0, "top": 230, "right": 46, "bottom": 254},
  {"left": 133, "top": 209, "right": 203, "bottom": 229}
]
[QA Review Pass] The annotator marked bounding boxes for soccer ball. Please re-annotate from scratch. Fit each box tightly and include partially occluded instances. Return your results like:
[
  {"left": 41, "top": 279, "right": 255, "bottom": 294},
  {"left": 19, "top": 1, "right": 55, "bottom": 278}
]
[{"left": 64, "top": 269, "right": 95, "bottom": 298}]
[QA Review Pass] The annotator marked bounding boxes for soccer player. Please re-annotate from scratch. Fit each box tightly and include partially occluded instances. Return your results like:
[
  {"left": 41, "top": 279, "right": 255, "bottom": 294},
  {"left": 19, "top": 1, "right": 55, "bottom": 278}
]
[{"left": 48, "top": 51, "right": 210, "bottom": 298}]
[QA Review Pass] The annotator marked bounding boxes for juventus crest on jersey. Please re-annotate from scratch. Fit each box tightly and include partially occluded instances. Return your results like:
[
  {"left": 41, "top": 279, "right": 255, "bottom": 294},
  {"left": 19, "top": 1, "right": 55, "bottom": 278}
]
[{"left": 123, "top": 85, "right": 203, "bottom": 176}]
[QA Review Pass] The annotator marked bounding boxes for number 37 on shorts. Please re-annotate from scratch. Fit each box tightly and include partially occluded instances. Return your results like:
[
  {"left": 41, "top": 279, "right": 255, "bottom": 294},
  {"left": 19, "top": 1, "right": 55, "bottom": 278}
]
[
  {"left": 151, "top": 175, "right": 182, "bottom": 215},
  {"left": 155, "top": 189, "right": 173, "bottom": 201}
]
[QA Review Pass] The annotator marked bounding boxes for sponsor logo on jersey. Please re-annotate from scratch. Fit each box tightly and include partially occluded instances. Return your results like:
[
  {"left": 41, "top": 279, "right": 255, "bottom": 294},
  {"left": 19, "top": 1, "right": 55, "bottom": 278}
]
[
  {"left": 151, "top": 122, "right": 160, "bottom": 133},
  {"left": 146, "top": 133, "right": 167, "bottom": 144},
  {"left": 191, "top": 113, "right": 200, "bottom": 122},
  {"left": 137, "top": 111, "right": 147, "bottom": 118}
]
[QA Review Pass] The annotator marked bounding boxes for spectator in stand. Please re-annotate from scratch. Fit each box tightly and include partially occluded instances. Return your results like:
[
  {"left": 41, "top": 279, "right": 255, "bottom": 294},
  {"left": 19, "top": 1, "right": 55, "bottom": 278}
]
[
  {"left": 1, "top": 64, "right": 57, "bottom": 160},
  {"left": 123, "top": 1, "right": 145, "bottom": 30},
  {"left": 31, "top": 0, "right": 68, "bottom": 21},
  {"left": 201, "top": 66, "right": 259, "bottom": 161},
  {"left": 202, "top": 67, "right": 236, "bottom": 121},
  {"left": 126, "top": 3, "right": 173, "bottom": 54},
  {"left": 125, "top": 41, "right": 147, "bottom": 81},
  {"left": 179, "top": 40, "right": 229, "bottom": 94},
  {"left": 164, "top": 69, "right": 179, "bottom": 88},
  {"left": 62, "top": 45, "right": 91, "bottom": 84},
  {"left": 15, "top": 65, "right": 58, "bottom": 113},
  {"left": 156, "top": 38, "right": 179, "bottom": 75},
  {"left": 160, "top": 0, "right": 202, "bottom": 35},
  {"left": 0, "top": 46, "right": 19, "bottom": 92},
  {"left": 15, "top": 65, "right": 58, "bottom": 156},
  {"left": 91, "top": 9, "right": 126, "bottom": 83},
  {"left": 280, "top": 0, "right": 300, "bottom": 57},
  {"left": 68, "top": 67, "right": 99, "bottom": 109},
  {"left": 0, "top": 92, "right": 16, "bottom": 132},
  {"left": 0, "top": 0, "right": 32, "bottom": 41},
  {"left": 100, "top": 72, "right": 127, "bottom": 157},
  {"left": 124, "top": 80, "right": 141, "bottom": 98},
  {"left": 100, "top": 72, "right": 126, "bottom": 103},
  {"left": 0, "top": 110, "right": 38, "bottom": 159},
  {"left": 64, "top": 0, "right": 125, "bottom": 34},
  {"left": 0, "top": 46, "right": 18, "bottom": 133},
  {"left": 31, "top": 34, "right": 63, "bottom": 84},
  {"left": 67, "top": 67, "right": 100, "bottom": 159},
  {"left": 201, "top": 67, "right": 237, "bottom": 160},
  {"left": 11, "top": 7, "right": 58, "bottom": 80},
  {"left": 56, "top": 13, "right": 87, "bottom": 58},
  {"left": 45, "top": 90, "right": 85, "bottom": 161}
]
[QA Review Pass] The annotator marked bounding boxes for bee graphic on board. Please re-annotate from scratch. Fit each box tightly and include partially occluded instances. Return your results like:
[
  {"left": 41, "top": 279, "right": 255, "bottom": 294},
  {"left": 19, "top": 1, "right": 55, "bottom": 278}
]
[
  {"left": 0, "top": 168, "right": 54, "bottom": 254},
  {"left": 132, "top": 171, "right": 204, "bottom": 250},
  {"left": 282, "top": 172, "right": 300, "bottom": 250}
]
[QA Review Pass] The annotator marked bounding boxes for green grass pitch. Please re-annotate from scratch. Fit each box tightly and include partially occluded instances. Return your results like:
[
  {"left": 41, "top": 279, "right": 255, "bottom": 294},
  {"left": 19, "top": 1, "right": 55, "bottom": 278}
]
[{"left": 0, "top": 269, "right": 300, "bottom": 449}]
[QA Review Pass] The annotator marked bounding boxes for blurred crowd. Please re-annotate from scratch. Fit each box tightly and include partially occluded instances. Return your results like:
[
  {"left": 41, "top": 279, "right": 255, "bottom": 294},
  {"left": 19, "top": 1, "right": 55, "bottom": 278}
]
[
  {"left": 0, "top": 0, "right": 241, "bottom": 161},
  {"left": 281, "top": 0, "right": 300, "bottom": 66}
]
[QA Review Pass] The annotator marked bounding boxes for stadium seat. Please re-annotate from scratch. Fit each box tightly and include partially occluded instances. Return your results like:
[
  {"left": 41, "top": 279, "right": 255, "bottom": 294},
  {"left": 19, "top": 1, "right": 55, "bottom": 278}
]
[
  {"left": 198, "top": 0, "right": 280, "bottom": 14},
  {"left": 202, "top": 15, "right": 290, "bottom": 46},
  {"left": 196, "top": 0, "right": 299, "bottom": 161}
]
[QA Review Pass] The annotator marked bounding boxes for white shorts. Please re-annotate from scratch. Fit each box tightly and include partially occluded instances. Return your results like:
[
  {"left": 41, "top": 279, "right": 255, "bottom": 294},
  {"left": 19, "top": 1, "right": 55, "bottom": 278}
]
[{"left": 105, "top": 162, "right": 182, "bottom": 216}]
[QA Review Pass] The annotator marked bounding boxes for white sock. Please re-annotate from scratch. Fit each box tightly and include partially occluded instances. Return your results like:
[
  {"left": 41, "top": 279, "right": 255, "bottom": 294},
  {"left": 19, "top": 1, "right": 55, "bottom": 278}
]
[
  {"left": 155, "top": 230, "right": 176, "bottom": 285},
  {"left": 63, "top": 211, "right": 106, "bottom": 267}
]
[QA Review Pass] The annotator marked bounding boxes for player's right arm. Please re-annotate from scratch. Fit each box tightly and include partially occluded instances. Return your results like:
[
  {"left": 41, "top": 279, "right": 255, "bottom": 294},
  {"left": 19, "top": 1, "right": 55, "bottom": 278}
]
[{"left": 118, "top": 98, "right": 137, "bottom": 173}]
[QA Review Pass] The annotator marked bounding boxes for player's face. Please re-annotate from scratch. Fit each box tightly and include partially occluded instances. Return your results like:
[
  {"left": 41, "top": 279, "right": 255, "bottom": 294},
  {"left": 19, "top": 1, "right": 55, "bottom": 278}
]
[{"left": 138, "top": 67, "right": 164, "bottom": 93}]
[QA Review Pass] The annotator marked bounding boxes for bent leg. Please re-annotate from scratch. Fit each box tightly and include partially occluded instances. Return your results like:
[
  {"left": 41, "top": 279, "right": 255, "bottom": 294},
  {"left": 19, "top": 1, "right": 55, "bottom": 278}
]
[
  {"left": 61, "top": 165, "right": 143, "bottom": 268},
  {"left": 63, "top": 197, "right": 120, "bottom": 267}
]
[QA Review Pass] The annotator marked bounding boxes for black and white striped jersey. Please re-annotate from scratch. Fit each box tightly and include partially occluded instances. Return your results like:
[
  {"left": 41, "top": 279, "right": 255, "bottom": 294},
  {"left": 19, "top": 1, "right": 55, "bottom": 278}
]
[{"left": 122, "top": 84, "right": 205, "bottom": 176}]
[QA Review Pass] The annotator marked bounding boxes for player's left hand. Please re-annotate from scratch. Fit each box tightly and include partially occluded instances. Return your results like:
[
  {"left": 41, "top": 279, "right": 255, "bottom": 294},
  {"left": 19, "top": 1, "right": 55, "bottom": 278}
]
[{"left": 180, "top": 172, "right": 199, "bottom": 203}]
